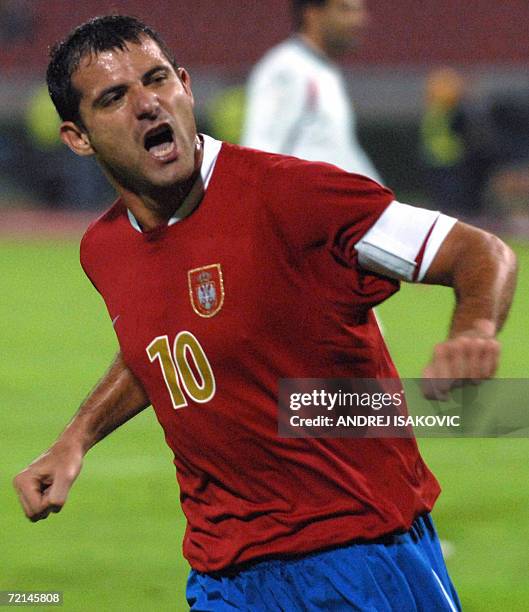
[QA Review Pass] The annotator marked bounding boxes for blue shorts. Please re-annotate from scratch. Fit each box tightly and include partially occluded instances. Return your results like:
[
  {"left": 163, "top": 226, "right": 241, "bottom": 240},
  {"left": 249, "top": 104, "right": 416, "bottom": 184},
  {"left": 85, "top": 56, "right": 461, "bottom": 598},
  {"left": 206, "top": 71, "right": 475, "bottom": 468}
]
[{"left": 186, "top": 514, "right": 461, "bottom": 611}]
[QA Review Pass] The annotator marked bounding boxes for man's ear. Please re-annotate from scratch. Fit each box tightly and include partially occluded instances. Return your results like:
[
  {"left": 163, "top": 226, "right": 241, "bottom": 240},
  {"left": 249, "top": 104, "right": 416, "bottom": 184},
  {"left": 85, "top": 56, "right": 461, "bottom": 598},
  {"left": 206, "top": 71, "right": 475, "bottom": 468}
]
[
  {"left": 60, "top": 121, "right": 95, "bottom": 156},
  {"left": 177, "top": 67, "right": 194, "bottom": 107}
]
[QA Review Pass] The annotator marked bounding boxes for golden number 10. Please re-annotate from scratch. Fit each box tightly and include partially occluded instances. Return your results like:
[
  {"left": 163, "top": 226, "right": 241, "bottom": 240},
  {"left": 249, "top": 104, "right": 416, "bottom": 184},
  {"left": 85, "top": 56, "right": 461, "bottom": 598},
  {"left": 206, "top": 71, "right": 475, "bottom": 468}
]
[{"left": 146, "top": 331, "right": 216, "bottom": 409}]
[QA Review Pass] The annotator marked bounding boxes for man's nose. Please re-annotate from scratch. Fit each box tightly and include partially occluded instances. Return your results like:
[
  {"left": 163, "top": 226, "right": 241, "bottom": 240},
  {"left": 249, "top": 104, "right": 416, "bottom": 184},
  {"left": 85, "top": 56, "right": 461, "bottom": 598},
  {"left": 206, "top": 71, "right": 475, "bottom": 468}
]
[{"left": 133, "top": 88, "right": 160, "bottom": 120}]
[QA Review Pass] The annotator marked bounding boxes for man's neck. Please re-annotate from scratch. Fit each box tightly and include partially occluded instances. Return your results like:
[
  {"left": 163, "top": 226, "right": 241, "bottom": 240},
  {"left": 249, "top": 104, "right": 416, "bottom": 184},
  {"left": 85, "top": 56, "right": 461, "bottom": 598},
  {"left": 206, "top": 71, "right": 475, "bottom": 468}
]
[
  {"left": 118, "top": 137, "right": 204, "bottom": 232},
  {"left": 121, "top": 173, "right": 202, "bottom": 231},
  {"left": 298, "top": 32, "right": 330, "bottom": 61}
]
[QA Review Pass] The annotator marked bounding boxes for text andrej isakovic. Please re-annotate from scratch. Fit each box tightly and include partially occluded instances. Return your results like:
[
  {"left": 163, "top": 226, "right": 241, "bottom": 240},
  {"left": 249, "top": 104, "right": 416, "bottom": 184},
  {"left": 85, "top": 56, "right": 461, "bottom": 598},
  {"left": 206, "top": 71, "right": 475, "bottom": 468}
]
[{"left": 288, "top": 389, "right": 461, "bottom": 428}]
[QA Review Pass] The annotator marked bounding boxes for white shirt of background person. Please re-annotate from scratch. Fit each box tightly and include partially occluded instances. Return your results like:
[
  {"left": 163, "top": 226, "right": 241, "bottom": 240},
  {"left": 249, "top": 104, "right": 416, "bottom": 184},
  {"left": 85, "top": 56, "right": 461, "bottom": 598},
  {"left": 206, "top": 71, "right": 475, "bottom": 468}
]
[{"left": 242, "top": 0, "right": 381, "bottom": 182}]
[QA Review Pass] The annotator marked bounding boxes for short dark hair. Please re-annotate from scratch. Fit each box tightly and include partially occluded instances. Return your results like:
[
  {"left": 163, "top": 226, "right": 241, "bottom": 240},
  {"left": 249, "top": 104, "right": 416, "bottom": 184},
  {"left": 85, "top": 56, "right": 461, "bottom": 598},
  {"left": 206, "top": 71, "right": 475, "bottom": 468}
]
[
  {"left": 46, "top": 15, "right": 178, "bottom": 126},
  {"left": 292, "top": 0, "right": 327, "bottom": 29}
]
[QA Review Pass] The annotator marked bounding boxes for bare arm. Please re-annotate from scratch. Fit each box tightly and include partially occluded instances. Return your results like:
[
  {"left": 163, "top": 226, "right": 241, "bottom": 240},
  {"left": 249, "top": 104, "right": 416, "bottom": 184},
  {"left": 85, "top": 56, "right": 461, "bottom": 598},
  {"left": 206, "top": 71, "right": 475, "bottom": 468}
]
[
  {"left": 13, "top": 353, "right": 149, "bottom": 521},
  {"left": 421, "top": 221, "right": 517, "bottom": 397}
]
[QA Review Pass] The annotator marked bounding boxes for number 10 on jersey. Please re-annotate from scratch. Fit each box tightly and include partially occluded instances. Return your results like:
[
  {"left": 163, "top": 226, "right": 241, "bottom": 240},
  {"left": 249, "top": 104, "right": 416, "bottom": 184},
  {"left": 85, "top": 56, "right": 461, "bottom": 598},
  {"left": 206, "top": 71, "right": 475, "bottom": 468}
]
[{"left": 146, "top": 331, "right": 216, "bottom": 409}]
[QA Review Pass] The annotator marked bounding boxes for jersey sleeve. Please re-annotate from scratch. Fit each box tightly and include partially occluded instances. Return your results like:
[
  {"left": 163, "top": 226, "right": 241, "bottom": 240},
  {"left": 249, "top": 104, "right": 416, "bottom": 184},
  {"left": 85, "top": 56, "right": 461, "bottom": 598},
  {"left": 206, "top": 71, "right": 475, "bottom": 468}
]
[
  {"left": 241, "top": 60, "right": 310, "bottom": 154},
  {"left": 80, "top": 225, "right": 102, "bottom": 295},
  {"left": 355, "top": 202, "right": 458, "bottom": 281},
  {"left": 264, "top": 159, "right": 393, "bottom": 256},
  {"left": 261, "top": 158, "right": 399, "bottom": 307},
  {"left": 79, "top": 202, "right": 124, "bottom": 300}
]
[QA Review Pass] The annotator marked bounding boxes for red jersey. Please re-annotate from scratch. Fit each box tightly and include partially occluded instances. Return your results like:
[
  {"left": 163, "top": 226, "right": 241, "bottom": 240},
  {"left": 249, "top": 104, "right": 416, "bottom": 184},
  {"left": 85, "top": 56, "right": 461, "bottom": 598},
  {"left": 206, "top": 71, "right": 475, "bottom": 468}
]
[{"left": 80, "top": 141, "right": 440, "bottom": 572}]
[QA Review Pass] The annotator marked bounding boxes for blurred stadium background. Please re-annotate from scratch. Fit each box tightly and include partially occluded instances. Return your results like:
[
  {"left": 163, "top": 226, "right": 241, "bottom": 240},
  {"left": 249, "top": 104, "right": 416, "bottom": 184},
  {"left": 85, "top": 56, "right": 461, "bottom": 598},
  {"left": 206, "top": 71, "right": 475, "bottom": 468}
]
[{"left": 1, "top": 1, "right": 528, "bottom": 610}]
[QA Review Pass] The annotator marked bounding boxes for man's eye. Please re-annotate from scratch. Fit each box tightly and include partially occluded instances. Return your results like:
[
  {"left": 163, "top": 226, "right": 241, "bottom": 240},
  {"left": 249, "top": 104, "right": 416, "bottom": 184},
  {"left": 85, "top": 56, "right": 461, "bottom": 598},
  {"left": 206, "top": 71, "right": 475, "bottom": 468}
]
[
  {"left": 151, "top": 72, "right": 167, "bottom": 84},
  {"left": 102, "top": 91, "right": 124, "bottom": 106}
]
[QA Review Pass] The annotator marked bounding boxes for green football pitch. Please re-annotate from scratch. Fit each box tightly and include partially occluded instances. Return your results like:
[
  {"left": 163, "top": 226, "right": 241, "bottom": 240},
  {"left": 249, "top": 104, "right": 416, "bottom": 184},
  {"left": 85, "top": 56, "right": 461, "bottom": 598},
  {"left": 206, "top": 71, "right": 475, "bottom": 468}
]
[{"left": 1, "top": 239, "right": 528, "bottom": 611}]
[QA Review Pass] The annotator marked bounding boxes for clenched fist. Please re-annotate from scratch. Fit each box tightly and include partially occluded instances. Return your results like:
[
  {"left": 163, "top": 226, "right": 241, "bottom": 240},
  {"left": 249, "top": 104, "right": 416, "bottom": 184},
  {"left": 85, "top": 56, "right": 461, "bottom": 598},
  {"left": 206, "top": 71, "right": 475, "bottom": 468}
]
[
  {"left": 421, "top": 331, "right": 501, "bottom": 400},
  {"left": 13, "top": 441, "right": 84, "bottom": 522}
]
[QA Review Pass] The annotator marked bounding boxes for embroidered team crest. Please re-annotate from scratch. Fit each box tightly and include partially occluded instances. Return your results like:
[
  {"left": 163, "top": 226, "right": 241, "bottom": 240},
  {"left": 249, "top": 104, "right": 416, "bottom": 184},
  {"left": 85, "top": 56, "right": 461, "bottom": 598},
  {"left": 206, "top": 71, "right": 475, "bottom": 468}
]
[{"left": 188, "top": 264, "right": 225, "bottom": 318}]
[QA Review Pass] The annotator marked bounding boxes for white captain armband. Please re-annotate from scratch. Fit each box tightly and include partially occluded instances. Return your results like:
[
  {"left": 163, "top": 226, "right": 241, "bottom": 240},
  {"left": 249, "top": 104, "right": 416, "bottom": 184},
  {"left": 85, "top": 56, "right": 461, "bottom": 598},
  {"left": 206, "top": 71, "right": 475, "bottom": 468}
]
[{"left": 355, "top": 201, "right": 457, "bottom": 281}]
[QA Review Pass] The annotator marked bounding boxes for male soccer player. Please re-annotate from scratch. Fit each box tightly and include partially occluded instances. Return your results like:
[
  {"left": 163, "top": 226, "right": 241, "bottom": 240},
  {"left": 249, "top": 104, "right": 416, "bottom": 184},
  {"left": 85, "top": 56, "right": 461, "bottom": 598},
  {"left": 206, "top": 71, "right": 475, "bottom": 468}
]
[
  {"left": 242, "top": 0, "right": 380, "bottom": 180},
  {"left": 13, "top": 15, "right": 516, "bottom": 611}
]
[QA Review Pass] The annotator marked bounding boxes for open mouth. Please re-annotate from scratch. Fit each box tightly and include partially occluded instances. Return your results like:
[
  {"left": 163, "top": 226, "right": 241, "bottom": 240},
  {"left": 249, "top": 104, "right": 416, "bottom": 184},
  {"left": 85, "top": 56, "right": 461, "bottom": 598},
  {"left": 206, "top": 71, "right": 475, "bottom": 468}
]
[{"left": 143, "top": 124, "right": 176, "bottom": 160}]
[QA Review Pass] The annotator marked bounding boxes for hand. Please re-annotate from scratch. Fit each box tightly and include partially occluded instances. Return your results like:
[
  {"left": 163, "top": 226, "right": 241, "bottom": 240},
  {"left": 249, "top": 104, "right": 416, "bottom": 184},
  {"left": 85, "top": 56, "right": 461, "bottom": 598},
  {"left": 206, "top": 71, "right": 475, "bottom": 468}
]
[
  {"left": 421, "top": 332, "right": 501, "bottom": 400},
  {"left": 13, "top": 441, "right": 84, "bottom": 522}
]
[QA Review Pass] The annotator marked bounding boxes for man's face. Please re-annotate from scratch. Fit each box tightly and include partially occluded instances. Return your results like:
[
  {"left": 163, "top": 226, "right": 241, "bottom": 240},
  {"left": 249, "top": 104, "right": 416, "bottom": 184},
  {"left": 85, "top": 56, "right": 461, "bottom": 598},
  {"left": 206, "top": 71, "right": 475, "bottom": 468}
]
[
  {"left": 318, "top": 0, "right": 369, "bottom": 57},
  {"left": 69, "top": 37, "right": 198, "bottom": 193}
]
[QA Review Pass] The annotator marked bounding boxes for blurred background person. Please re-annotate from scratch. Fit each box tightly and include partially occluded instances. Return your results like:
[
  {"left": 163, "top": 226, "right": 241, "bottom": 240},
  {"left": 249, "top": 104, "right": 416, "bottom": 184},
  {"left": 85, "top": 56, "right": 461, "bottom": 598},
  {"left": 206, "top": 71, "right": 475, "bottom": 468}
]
[
  {"left": 207, "top": 85, "right": 246, "bottom": 146},
  {"left": 419, "top": 67, "right": 495, "bottom": 219},
  {"left": 420, "top": 68, "right": 529, "bottom": 226},
  {"left": 241, "top": 0, "right": 381, "bottom": 181}
]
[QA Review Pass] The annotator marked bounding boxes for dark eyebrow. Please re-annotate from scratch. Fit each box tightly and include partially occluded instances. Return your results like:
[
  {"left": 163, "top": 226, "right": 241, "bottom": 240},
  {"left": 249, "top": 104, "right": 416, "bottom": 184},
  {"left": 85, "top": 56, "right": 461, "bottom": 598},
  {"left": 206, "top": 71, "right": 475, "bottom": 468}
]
[{"left": 92, "top": 64, "right": 171, "bottom": 108}]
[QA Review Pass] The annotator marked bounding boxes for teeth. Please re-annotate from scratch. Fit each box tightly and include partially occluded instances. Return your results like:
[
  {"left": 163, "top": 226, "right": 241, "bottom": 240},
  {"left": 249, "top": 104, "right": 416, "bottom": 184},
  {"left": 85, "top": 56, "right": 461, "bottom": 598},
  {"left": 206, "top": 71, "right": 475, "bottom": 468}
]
[{"left": 149, "top": 140, "right": 175, "bottom": 159}]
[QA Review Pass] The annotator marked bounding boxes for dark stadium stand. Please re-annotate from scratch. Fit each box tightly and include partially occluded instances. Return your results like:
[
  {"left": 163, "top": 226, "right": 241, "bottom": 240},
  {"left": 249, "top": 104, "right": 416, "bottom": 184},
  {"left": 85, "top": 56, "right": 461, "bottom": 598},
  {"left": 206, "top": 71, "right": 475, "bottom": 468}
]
[{"left": 0, "top": 0, "right": 528, "bottom": 75}]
